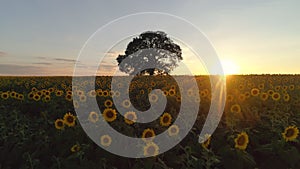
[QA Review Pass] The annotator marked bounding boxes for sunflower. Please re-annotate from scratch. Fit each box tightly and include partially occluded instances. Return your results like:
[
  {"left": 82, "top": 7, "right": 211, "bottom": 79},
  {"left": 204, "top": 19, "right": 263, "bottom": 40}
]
[
  {"left": 238, "top": 84, "right": 244, "bottom": 91},
  {"left": 230, "top": 104, "right": 241, "bottom": 113},
  {"left": 88, "top": 111, "right": 99, "bottom": 123},
  {"left": 163, "top": 90, "right": 169, "bottom": 96},
  {"left": 143, "top": 142, "right": 159, "bottom": 157},
  {"left": 1, "top": 92, "right": 9, "bottom": 100},
  {"left": 200, "top": 134, "right": 211, "bottom": 149},
  {"left": 282, "top": 126, "right": 299, "bottom": 142},
  {"left": 63, "top": 112, "right": 76, "bottom": 127},
  {"left": 149, "top": 93, "right": 158, "bottom": 103},
  {"left": 122, "top": 99, "right": 131, "bottom": 108},
  {"left": 17, "top": 94, "right": 24, "bottom": 100},
  {"left": 104, "top": 99, "right": 113, "bottom": 108},
  {"left": 48, "top": 87, "right": 54, "bottom": 93},
  {"left": 76, "top": 90, "right": 84, "bottom": 96},
  {"left": 55, "top": 90, "right": 63, "bottom": 97},
  {"left": 88, "top": 90, "right": 97, "bottom": 97},
  {"left": 124, "top": 111, "right": 137, "bottom": 125},
  {"left": 160, "top": 113, "right": 172, "bottom": 127},
  {"left": 200, "top": 90, "right": 207, "bottom": 98},
  {"left": 33, "top": 94, "right": 41, "bottom": 101},
  {"left": 36, "top": 91, "right": 42, "bottom": 96},
  {"left": 31, "top": 87, "right": 38, "bottom": 92},
  {"left": 260, "top": 92, "right": 269, "bottom": 101},
  {"left": 168, "top": 125, "right": 179, "bottom": 136},
  {"left": 100, "top": 135, "right": 112, "bottom": 147},
  {"left": 238, "top": 94, "right": 246, "bottom": 102},
  {"left": 28, "top": 92, "right": 34, "bottom": 100},
  {"left": 9, "top": 91, "right": 16, "bottom": 98},
  {"left": 283, "top": 94, "right": 290, "bottom": 102},
  {"left": 45, "top": 90, "right": 51, "bottom": 95},
  {"left": 96, "top": 89, "right": 103, "bottom": 97},
  {"left": 177, "top": 96, "right": 182, "bottom": 102},
  {"left": 258, "top": 83, "right": 265, "bottom": 90},
  {"left": 250, "top": 88, "right": 260, "bottom": 96},
  {"left": 142, "top": 128, "right": 156, "bottom": 142},
  {"left": 70, "top": 144, "right": 80, "bottom": 153},
  {"left": 234, "top": 132, "right": 249, "bottom": 150},
  {"left": 227, "top": 95, "right": 234, "bottom": 102},
  {"left": 54, "top": 119, "right": 65, "bottom": 130},
  {"left": 147, "top": 87, "right": 152, "bottom": 93},
  {"left": 43, "top": 95, "right": 51, "bottom": 102},
  {"left": 289, "top": 84, "right": 295, "bottom": 91},
  {"left": 168, "top": 89, "right": 176, "bottom": 97},
  {"left": 65, "top": 94, "right": 72, "bottom": 101},
  {"left": 275, "top": 85, "right": 281, "bottom": 91},
  {"left": 151, "top": 81, "right": 156, "bottom": 87},
  {"left": 79, "top": 95, "right": 87, "bottom": 102},
  {"left": 267, "top": 89, "right": 274, "bottom": 96},
  {"left": 271, "top": 92, "right": 281, "bottom": 101},
  {"left": 102, "top": 108, "right": 117, "bottom": 122},
  {"left": 244, "top": 92, "right": 250, "bottom": 98},
  {"left": 113, "top": 91, "right": 120, "bottom": 98},
  {"left": 140, "top": 89, "right": 145, "bottom": 95},
  {"left": 109, "top": 91, "right": 114, "bottom": 97},
  {"left": 187, "top": 89, "right": 194, "bottom": 97},
  {"left": 102, "top": 90, "right": 109, "bottom": 97},
  {"left": 73, "top": 100, "right": 79, "bottom": 108}
]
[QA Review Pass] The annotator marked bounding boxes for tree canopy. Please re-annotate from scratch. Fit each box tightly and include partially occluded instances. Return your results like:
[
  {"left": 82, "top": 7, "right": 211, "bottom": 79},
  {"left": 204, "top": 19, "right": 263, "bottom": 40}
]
[{"left": 116, "top": 31, "right": 182, "bottom": 75}]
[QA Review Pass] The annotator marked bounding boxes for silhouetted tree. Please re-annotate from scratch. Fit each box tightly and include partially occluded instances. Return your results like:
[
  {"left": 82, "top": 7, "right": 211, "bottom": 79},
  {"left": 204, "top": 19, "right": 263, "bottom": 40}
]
[{"left": 116, "top": 31, "right": 182, "bottom": 75}]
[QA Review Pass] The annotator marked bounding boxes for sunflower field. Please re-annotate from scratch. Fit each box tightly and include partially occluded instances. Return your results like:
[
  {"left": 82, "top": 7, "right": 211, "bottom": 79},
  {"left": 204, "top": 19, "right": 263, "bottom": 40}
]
[{"left": 0, "top": 75, "right": 300, "bottom": 169}]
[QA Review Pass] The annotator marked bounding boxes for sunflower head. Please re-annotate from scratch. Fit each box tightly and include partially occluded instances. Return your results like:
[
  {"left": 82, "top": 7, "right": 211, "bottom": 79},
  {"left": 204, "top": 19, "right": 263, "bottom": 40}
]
[
  {"left": 160, "top": 113, "right": 172, "bottom": 127},
  {"left": 234, "top": 132, "right": 249, "bottom": 150},
  {"left": 142, "top": 128, "right": 156, "bottom": 142},
  {"left": 250, "top": 88, "right": 260, "bottom": 96},
  {"left": 143, "top": 142, "right": 159, "bottom": 157},
  {"left": 104, "top": 99, "right": 113, "bottom": 108},
  {"left": 33, "top": 94, "right": 41, "bottom": 101},
  {"left": 168, "top": 89, "right": 176, "bottom": 97},
  {"left": 124, "top": 111, "right": 137, "bottom": 125},
  {"left": 272, "top": 92, "right": 281, "bottom": 101},
  {"left": 122, "top": 99, "right": 131, "bottom": 108},
  {"left": 260, "top": 92, "right": 269, "bottom": 101},
  {"left": 63, "top": 112, "right": 76, "bottom": 127},
  {"left": 88, "top": 111, "right": 99, "bottom": 123},
  {"left": 149, "top": 93, "right": 158, "bottom": 103},
  {"left": 230, "top": 104, "right": 241, "bottom": 113},
  {"left": 168, "top": 125, "right": 179, "bottom": 136},
  {"left": 100, "top": 135, "right": 112, "bottom": 147},
  {"left": 200, "top": 134, "right": 211, "bottom": 149},
  {"left": 70, "top": 144, "right": 80, "bottom": 153},
  {"left": 54, "top": 119, "right": 65, "bottom": 130},
  {"left": 102, "top": 108, "right": 117, "bottom": 122},
  {"left": 65, "top": 94, "right": 72, "bottom": 101},
  {"left": 282, "top": 126, "right": 299, "bottom": 142}
]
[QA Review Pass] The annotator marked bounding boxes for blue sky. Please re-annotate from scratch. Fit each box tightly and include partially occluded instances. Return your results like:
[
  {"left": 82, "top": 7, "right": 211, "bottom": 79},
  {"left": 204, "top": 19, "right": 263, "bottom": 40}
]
[{"left": 0, "top": 0, "right": 299, "bottom": 75}]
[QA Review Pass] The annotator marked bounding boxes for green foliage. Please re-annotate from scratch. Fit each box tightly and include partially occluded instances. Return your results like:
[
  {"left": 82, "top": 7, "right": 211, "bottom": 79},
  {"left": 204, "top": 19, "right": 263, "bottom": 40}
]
[{"left": 0, "top": 75, "right": 300, "bottom": 168}]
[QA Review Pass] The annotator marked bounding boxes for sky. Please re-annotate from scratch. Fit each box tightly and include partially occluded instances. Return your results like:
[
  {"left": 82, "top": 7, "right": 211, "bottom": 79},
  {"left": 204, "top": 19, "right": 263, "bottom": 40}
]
[{"left": 0, "top": 0, "right": 300, "bottom": 76}]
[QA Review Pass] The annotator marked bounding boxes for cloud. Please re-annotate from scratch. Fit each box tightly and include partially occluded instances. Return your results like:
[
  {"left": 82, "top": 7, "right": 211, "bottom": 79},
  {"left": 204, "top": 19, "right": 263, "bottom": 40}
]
[
  {"left": 104, "top": 51, "right": 122, "bottom": 56},
  {"left": 0, "top": 64, "right": 47, "bottom": 76},
  {"left": 54, "top": 58, "right": 78, "bottom": 62},
  {"left": 32, "top": 62, "right": 53, "bottom": 65},
  {"left": 35, "top": 56, "right": 80, "bottom": 63},
  {"left": 0, "top": 51, "right": 7, "bottom": 57}
]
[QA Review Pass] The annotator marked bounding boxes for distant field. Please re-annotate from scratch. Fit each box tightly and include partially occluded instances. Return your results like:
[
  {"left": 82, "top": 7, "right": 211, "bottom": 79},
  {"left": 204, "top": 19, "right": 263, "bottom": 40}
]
[{"left": 0, "top": 75, "right": 300, "bottom": 169}]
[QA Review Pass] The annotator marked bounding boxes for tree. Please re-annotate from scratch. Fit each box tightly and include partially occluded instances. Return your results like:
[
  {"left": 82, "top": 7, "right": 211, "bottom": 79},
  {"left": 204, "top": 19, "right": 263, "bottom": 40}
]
[{"left": 116, "top": 31, "right": 182, "bottom": 75}]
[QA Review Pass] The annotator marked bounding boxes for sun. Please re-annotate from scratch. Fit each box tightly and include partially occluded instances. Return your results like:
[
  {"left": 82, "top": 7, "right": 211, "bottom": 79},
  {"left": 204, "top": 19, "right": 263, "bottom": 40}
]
[{"left": 221, "top": 59, "right": 240, "bottom": 75}]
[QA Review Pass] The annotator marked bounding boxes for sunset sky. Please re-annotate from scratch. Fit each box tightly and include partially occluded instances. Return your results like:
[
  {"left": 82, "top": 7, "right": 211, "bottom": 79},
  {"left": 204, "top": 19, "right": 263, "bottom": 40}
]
[{"left": 0, "top": 0, "right": 299, "bottom": 76}]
